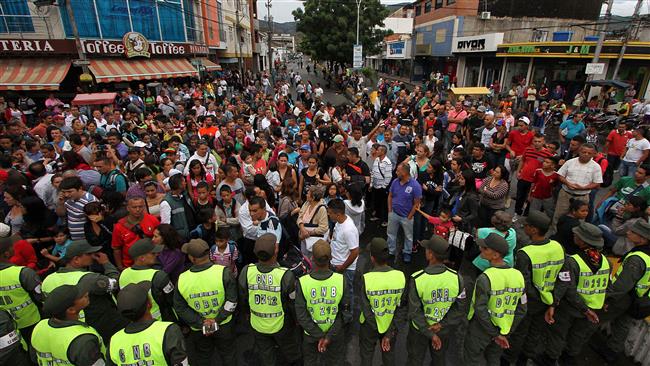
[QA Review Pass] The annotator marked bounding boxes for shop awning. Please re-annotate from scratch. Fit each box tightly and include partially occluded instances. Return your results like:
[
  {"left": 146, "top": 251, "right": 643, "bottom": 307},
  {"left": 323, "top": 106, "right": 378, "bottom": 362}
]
[
  {"left": 71, "top": 93, "right": 118, "bottom": 106},
  {"left": 450, "top": 87, "right": 491, "bottom": 95},
  {"left": 193, "top": 58, "right": 222, "bottom": 71},
  {"left": 89, "top": 58, "right": 198, "bottom": 83},
  {"left": 0, "top": 59, "right": 71, "bottom": 91}
]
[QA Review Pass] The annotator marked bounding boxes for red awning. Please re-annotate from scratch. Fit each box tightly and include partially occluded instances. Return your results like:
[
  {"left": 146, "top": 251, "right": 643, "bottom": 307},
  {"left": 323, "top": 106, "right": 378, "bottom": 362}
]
[
  {"left": 89, "top": 58, "right": 198, "bottom": 83},
  {"left": 71, "top": 92, "right": 118, "bottom": 106},
  {"left": 0, "top": 59, "right": 71, "bottom": 91},
  {"left": 195, "top": 58, "right": 222, "bottom": 71}
]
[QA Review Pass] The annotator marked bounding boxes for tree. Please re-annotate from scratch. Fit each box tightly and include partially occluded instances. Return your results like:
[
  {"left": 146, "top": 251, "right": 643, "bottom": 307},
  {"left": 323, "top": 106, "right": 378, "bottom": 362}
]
[{"left": 293, "top": 0, "right": 390, "bottom": 67}]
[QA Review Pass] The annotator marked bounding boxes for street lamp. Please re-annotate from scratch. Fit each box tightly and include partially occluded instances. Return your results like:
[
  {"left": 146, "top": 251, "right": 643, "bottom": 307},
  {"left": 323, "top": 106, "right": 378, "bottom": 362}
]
[{"left": 356, "top": 0, "right": 362, "bottom": 45}]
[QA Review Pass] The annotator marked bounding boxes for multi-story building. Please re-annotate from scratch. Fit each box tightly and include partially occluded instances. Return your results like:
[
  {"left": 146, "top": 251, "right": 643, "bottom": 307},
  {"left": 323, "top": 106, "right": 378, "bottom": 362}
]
[
  {"left": 217, "top": 0, "right": 254, "bottom": 71},
  {"left": 367, "top": 7, "right": 415, "bottom": 79},
  {"left": 0, "top": 0, "right": 228, "bottom": 94},
  {"left": 410, "top": 0, "right": 650, "bottom": 99}
]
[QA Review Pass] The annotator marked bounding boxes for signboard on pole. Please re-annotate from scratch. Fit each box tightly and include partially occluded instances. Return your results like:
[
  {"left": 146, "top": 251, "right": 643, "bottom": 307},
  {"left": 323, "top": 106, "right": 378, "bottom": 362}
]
[
  {"left": 353, "top": 44, "right": 363, "bottom": 69},
  {"left": 585, "top": 63, "right": 605, "bottom": 75}
]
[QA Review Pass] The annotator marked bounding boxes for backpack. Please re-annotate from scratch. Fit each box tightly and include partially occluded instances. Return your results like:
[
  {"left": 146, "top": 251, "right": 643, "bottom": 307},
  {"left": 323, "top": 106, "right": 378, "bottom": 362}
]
[
  {"left": 279, "top": 245, "right": 312, "bottom": 278},
  {"left": 91, "top": 170, "right": 129, "bottom": 198},
  {"left": 595, "top": 155, "right": 613, "bottom": 187}
]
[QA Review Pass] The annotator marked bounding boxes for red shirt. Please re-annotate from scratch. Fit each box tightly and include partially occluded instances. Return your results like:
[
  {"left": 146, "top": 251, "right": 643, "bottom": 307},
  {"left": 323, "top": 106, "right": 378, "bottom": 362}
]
[
  {"left": 508, "top": 130, "right": 534, "bottom": 158},
  {"left": 10, "top": 240, "right": 37, "bottom": 270},
  {"left": 111, "top": 214, "right": 160, "bottom": 268},
  {"left": 519, "top": 147, "right": 553, "bottom": 182},
  {"left": 530, "top": 169, "right": 559, "bottom": 199},
  {"left": 606, "top": 130, "right": 632, "bottom": 157}
]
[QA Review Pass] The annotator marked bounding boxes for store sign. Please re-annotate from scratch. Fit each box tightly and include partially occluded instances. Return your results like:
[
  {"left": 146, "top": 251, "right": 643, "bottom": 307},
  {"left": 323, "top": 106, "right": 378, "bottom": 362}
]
[
  {"left": 507, "top": 45, "right": 540, "bottom": 54},
  {"left": 386, "top": 42, "right": 405, "bottom": 58},
  {"left": 452, "top": 33, "right": 504, "bottom": 53},
  {"left": 0, "top": 37, "right": 208, "bottom": 57},
  {"left": 566, "top": 44, "right": 590, "bottom": 55},
  {"left": 585, "top": 63, "right": 605, "bottom": 75},
  {"left": 353, "top": 45, "right": 363, "bottom": 69}
]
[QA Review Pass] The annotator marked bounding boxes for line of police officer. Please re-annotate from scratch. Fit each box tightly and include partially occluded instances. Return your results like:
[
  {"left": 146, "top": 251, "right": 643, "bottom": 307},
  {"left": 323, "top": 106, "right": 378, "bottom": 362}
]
[{"left": 1, "top": 210, "right": 650, "bottom": 365}]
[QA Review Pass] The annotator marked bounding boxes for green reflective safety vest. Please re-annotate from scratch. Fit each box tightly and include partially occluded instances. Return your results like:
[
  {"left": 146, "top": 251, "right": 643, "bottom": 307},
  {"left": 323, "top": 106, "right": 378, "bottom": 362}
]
[
  {"left": 360, "top": 269, "right": 406, "bottom": 334},
  {"left": 411, "top": 268, "right": 460, "bottom": 329},
  {"left": 247, "top": 264, "right": 287, "bottom": 334},
  {"left": 178, "top": 265, "right": 231, "bottom": 330},
  {"left": 119, "top": 268, "right": 162, "bottom": 320},
  {"left": 613, "top": 251, "right": 650, "bottom": 298},
  {"left": 0, "top": 265, "right": 41, "bottom": 329},
  {"left": 41, "top": 271, "right": 88, "bottom": 322},
  {"left": 109, "top": 321, "right": 171, "bottom": 366},
  {"left": 572, "top": 254, "right": 610, "bottom": 310},
  {"left": 468, "top": 267, "right": 525, "bottom": 335},
  {"left": 298, "top": 272, "right": 344, "bottom": 334},
  {"left": 520, "top": 241, "right": 564, "bottom": 305},
  {"left": 31, "top": 319, "right": 105, "bottom": 365}
]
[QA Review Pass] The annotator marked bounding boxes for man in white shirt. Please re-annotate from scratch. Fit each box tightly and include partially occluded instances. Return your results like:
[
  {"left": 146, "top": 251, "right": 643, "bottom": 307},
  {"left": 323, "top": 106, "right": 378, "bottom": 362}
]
[
  {"left": 314, "top": 84, "right": 324, "bottom": 98},
  {"left": 370, "top": 145, "right": 393, "bottom": 227},
  {"left": 620, "top": 127, "right": 650, "bottom": 177},
  {"left": 192, "top": 99, "right": 206, "bottom": 117},
  {"left": 327, "top": 199, "right": 359, "bottom": 322},
  {"left": 552, "top": 143, "right": 603, "bottom": 230},
  {"left": 92, "top": 110, "right": 107, "bottom": 130}
]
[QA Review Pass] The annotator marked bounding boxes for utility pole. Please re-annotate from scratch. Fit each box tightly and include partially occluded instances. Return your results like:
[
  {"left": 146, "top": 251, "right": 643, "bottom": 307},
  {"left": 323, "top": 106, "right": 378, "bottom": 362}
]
[
  {"left": 235, "top": 0, "right": 244, "bottom": 77},
  {"left": 591, "top": 0, "right": 613, "bottom": 65},
  {"left": 612, "top": 0, "right": 643, "bottom": 79},
  {"left": 266, "top": 0, "right": 274, "bottom": 81},
  {"left": 65, "top": 0, "right": 90, "bottom": 78}
]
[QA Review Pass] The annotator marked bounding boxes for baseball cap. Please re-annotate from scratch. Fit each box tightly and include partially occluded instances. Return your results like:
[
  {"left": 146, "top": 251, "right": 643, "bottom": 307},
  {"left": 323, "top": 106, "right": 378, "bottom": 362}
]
[
  {"left": 421, "top": 234, "right": 449, "bottom": 256},
  {"left": 311, "top": 239, "right": 332, "bottom": 262},
  {"left": 477, "top": 106, "right": 487, "bottom": 113},
  {"left": 332, "top": 134, "right": 344, "bottom": 143},
  {"left": 163, "top": 147, "right": 177, "bottom": 154},
  {"left": 133, "top": 141, "right": 147, "bottom": 148},
  {"left": 518, "top": 116, "right": 531, "bottom": 125},
  {"left": 524, "top": 210, "right": 551, "bottom": 232},
  {"left": 42, "top": 284, "right": 89, "bottom": 318},
  {"left": 477, "top": 233, "right": 509, "bottom": 256},
  {"left": 0, "top": 223, "right": 10, "bottom": 238},
  {"left": 630, "top": 220, "right": 650, "bottom": 239},
  {"left": 116, "top": 282, "right": 151, "bottom": 317},
  {"left": 572, "top": 222, "right": 604, "bottom": 248},
  {"left": 369, "top": 237, "right": 390, "bottom": 260},
  {"left": 128, "top": 238, "right": 163, "bottom": 259},
  {"left": 300, "top": 144, "right": 311, "bottom": 151},
  {"left": 64, "top": 240, "right": 102, "bottom": 260},
  {"left": 254, "top": 233, "right": 277, "bottom": 261},
  {"left": 181, "top": 239, "right": 210, "bottom": 257}
]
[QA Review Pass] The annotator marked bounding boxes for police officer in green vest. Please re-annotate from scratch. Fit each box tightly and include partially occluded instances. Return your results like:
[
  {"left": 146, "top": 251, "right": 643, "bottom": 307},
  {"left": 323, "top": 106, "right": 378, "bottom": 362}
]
[
  {"left": 406, "top": 234, "right": 467, "bottom": 366},
  {"left": 465, "top": 233, "right": 527, "bottom": 365},
  {"left": 118, "top": 238, "right": 175, "bottom": 321},
  {"left": 239, "top": 233, "right": 301, "bottom": 366},
  {"left": 173, "top": 238, "right": 237, "bottom": 365},
  {"left": 41, "top": 239, "right": 128, "bottom": 341},
  {"left": 30, "top": 284, "right": 105, "bottom": 365},
  {"left": 536, "top": 222, "right": 609, "bottom": 365},
  {"left": 598, "top": 220, "right": 650, "bottom": 363},
  {"left": 0, "top": 309, "right": 30, "bottom": 366},
  {"left": 0, "top": 235, "right": 42, "bottom": 345},
  {"left": 359, "top": 237, "right": 406, "bottom": 366},
  {"left": 110, "top": 282, "right": 188, "bottom": 366},
  {"left": 295, "top": 239, "right": 347, "bottom": 364},
  {"left": 504, "top": 210, "right": 564, "bottom": 365}
]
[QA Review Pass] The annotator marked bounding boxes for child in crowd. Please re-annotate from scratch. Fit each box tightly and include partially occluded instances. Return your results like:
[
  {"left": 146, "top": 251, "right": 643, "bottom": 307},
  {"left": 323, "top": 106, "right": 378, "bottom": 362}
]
[
  {"left": 209, "top": 225, "right": 240, "bottom": 277},
  {"left": 190, "top": 207, "right": 218, "bottom": 245},
  {"left": 215, "top": 185, "right": 242, "bottom": 240},
  {"left": 240, "top": 151, "right": 256, "bottom": 185},
  {"left": 416, "top": 207, "right": 455, "bottom": 239},
  {"left": 193, "top": 181, "right": 214, "bottom": 212},
  {"left": 528, "top": 156, "right": 559, "bottom": 218},
  {"left": 324, "top": 183, "right": 341, "bottom": 204},
  {"left": 40, "top": 227, "right": 72, "bottom": 267}
]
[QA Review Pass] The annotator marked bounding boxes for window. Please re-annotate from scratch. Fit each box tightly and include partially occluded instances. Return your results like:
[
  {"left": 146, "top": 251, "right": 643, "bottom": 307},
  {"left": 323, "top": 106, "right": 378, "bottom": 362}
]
[
  {"left": 424, "top": 0, "right": 431, "bottom": 13},
  {"left": 158, "top": 0, "right": 185, "bottom": 41},
  {"left": 0, "top": 0, "right": 35, "bottom": 33},
  {"left": 96, "top": 0, "right": 131, "bottom": 39},
  {"left": 435, "top": 0, "right": 443, "bottom": 9},
  {"left": 415, "top": 5, "right": 421, "bottom": 16},
  {"left": 217, "top": 2, "right": 226, "bottom": 42},
  {"left": 183, "top": 0, "right": 196, "bottom": 42},
  {"left": 447, "top": 0, "right": 456, "bottom": 4},
  {"left": 130, "top": 0, "right": 160, "bottom": 40},
  {"left": 59, "top": 0, "right": 100, "bottom": 38}
]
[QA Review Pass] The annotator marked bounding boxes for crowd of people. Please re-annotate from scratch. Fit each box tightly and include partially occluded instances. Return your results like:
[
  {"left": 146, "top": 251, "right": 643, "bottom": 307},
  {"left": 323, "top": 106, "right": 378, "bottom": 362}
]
[{"left": 0, "top": 60, "right": 649, "bottom": 366}]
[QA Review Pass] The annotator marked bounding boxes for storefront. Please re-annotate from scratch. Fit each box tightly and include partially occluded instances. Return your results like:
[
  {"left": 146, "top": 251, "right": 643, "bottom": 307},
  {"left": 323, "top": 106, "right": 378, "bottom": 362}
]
[
  {"left": 452, "top": 33, "right": 504, "bottom": 87},
  {"left": 382, "top": 39, "right": 413, "bottom": 79},
  {"left": 0, "top": 33, "right": 213, "bottom": 93},
  {"left": 412, "top": 17, "right": 459, "bottom": 82},
  {"left": 495, "top": 41, "right": 650, "bottom": 100}
]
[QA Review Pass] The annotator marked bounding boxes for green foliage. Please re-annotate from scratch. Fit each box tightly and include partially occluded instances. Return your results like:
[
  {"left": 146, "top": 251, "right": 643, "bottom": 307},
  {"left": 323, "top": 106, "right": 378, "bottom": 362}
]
[{"left": 293, "top": 0, "right": 390, "bottom": 65}]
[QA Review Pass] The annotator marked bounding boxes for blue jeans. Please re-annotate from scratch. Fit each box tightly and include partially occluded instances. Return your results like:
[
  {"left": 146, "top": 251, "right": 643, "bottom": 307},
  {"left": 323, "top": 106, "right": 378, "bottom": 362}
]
[
  {"left": 387, "top": 212, "right": 414, "bottom": 255},
  {"left": 619, "top": 160, "right": 637, "bottom": 177}
]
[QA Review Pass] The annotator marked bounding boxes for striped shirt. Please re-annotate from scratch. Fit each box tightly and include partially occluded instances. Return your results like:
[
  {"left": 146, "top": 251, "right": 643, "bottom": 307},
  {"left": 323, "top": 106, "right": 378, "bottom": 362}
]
[
  {"left": 64, "top": 191, "right": 98, "bottom": 241},
  {"left": 520, "top": 147, "right": 554, "bottom": 182}
]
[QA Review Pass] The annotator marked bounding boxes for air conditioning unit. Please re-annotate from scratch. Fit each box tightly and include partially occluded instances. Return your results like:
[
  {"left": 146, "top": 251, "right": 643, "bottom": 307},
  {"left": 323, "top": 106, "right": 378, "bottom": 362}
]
[{"left": 480, "top": 11, "right": 491, "bottom": 20}]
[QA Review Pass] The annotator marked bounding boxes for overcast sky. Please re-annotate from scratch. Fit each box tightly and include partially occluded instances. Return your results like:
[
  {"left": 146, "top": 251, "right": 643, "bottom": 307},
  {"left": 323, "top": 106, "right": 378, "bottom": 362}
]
[{"left": 259, "top": 0, "right": 649, "bottom": 23}]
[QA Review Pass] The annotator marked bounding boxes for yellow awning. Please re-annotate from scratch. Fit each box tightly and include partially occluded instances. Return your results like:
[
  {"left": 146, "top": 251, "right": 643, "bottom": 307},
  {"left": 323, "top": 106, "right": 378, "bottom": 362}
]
[{"left": 450, "top": 87, "right": 491, "bottom": 95}]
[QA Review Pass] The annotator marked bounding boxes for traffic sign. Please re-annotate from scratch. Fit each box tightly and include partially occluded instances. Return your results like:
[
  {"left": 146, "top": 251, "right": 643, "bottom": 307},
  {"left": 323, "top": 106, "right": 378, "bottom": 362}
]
[
  {"left": 353, "top": 45, "right": 363, "bottom": 69},
  {"left": 585, "top": 63, "right": 605, "bottom": 75}
]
